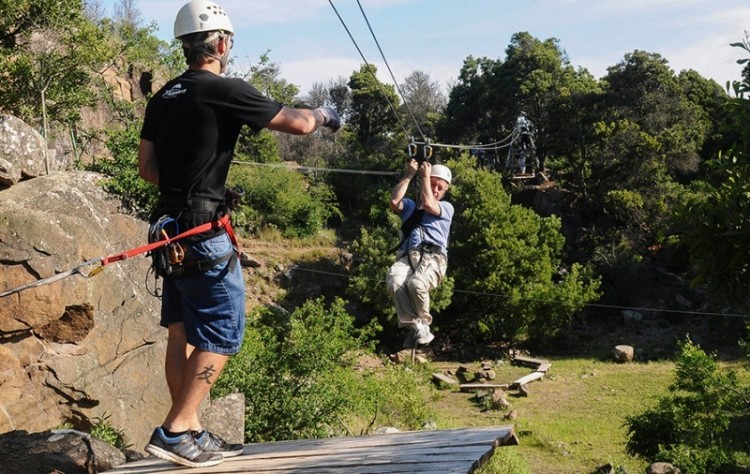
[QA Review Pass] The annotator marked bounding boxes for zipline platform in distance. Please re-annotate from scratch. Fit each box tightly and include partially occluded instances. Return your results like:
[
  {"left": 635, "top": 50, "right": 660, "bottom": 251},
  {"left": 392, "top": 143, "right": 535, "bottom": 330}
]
[{"left": 105, "top": 426, "right": 518, "bottom": 474}]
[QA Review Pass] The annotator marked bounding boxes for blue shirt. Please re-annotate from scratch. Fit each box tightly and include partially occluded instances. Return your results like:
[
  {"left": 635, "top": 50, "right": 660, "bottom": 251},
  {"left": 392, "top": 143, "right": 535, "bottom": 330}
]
[{"left": 399, "top": 198, "right": 454, "bottom": 255}]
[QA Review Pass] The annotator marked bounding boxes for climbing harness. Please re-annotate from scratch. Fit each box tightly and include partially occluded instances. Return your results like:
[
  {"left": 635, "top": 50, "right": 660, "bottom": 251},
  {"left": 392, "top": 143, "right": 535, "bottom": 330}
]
[{"left": 0, "top": 214, "right": 238, "bottom": 300}]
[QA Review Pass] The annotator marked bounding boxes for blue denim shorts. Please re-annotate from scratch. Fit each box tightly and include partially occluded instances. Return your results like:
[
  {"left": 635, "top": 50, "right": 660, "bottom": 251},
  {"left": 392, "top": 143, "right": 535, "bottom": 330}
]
[{"left": 160, "top": 232, "right": 245, "bottom": 355}]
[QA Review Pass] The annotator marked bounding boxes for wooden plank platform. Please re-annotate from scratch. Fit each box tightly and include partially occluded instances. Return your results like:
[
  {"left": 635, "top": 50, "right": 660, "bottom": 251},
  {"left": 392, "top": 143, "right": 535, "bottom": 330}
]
[{"left": 105, "top": 426, "right": 517, "bottom": 474}]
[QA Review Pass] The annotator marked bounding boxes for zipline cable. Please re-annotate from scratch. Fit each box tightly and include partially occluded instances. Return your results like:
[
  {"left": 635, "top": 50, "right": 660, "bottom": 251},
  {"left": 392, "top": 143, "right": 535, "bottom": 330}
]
[
  {"left": 354, "top": 0, "right": 426, "bottom": 141},
  {"left": 231, "top": 160, "right": 399, "bottom": 177},
  {"left": 327, "top": 0, "right": 412, "bottom": 138},
  {"left": 285, "top": 265, "right": 749, "bottom": 319}
]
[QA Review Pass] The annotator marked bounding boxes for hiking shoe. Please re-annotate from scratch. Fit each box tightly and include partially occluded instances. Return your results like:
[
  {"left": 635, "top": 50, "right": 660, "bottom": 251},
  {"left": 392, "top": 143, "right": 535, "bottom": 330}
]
[
  {"left": 193, "top": 430, "right": 244, "bottom": 458},
  {"left": 414, "top": 321, "right": 435, "bottom": 346},
  {"left": 145, "top": 427, "right": 224, "bottom": 468}
]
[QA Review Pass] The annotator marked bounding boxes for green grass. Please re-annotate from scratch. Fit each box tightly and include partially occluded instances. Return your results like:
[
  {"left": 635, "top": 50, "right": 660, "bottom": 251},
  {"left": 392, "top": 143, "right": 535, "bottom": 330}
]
[{"left": 430, "top": 357, "right": 677, "bottom": 473}]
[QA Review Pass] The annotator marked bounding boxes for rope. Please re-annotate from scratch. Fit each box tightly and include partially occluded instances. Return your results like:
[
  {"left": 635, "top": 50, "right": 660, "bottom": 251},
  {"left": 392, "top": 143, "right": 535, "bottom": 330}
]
[
  {"left": 327, "top": 0, "right": 412, "bottom": 138},
  {"left": 354, "top": 0, "right": 426, "bottom": 141},
  {"left": 0, "top": 258, "right": 101, "bottom": 299},
  {"left": 285, "top": 265, "right": 749, "bottom": 320},
  {"left": 0, "top": 216, "right": 233, "bottom": 300},
  {"left": 230, "top": 160, "right": 399, "bottom": 177}
]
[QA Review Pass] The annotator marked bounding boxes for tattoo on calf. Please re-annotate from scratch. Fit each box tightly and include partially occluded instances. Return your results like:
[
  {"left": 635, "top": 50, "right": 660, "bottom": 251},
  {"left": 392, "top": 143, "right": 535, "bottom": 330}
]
[{"left": 197, "top": 364, "right": 216, "bottom": 384}]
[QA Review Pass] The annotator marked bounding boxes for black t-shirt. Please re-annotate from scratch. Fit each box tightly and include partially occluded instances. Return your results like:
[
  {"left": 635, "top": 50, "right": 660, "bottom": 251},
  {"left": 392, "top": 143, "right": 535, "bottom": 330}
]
[{"left": 140, "top": 70, "right": 283, "bottom": 202}]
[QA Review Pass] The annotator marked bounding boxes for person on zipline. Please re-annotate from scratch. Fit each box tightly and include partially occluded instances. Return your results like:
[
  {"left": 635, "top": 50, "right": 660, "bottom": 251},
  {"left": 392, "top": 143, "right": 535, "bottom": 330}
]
[
  {"left": 137, "top": 0, "right": 340, "bottom": 468},
  {"left": 386, "top": 159, "right": 454, "bottom": 349}
]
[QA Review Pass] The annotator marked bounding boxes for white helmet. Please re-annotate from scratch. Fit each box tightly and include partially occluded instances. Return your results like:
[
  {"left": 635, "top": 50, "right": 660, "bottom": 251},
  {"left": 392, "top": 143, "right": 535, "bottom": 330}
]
[
  {"left": 431, "top": 164, "right": 452, "bottom": 185},
  {"left": 174, "top": 0, "right": 234, "bottom": 39}
]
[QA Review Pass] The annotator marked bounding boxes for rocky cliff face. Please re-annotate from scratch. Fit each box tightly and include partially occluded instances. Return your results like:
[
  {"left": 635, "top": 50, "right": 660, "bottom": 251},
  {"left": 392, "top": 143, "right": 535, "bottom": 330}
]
[{"left": 0, "top": 117, "right": 169, "bottom": 452}]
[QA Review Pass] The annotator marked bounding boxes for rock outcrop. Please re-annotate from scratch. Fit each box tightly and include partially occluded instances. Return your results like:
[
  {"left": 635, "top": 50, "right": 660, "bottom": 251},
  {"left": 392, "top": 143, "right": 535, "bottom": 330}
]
[
  {"left": 0, "top": 170, "right": 168, "bottom": 452},
  {"left": 0, "top": 115, "right": 68, "bottom": 187}
]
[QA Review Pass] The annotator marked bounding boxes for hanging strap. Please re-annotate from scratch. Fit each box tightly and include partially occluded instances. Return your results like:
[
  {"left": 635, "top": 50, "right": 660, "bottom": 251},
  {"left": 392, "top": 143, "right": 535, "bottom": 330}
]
[{"left": 389, "top": 208, "right": 424, "bottom": 254}]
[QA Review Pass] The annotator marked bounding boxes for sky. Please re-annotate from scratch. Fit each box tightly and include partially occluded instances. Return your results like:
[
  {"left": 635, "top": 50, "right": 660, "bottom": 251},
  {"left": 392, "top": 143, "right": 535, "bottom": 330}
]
[{"left": 99, "top": 0, "right": 750, "bottom": 96}]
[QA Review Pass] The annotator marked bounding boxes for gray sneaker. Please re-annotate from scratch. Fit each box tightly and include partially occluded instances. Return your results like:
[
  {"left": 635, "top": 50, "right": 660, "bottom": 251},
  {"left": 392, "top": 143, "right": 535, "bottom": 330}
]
[
  {"left": 193, "top": 430, "right": 244, "bottom": 458},
  {"left": 145, "top": 427, "right": 224, "bottom": 468},
  {"left": 414, "top": 322, "right": 435, "bottom": 345}
]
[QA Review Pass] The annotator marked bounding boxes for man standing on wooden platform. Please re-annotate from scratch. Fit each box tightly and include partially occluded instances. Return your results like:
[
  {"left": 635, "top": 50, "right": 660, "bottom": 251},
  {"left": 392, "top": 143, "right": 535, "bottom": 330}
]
[{"left": 138, "top": 0, "right": 340, "bottom": 468}]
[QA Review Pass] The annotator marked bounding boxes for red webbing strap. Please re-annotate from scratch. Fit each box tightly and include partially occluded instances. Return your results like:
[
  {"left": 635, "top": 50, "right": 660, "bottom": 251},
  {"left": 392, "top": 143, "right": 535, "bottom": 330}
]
[{"left": 100, "top": 214, "right": 234, "bottom": 266}]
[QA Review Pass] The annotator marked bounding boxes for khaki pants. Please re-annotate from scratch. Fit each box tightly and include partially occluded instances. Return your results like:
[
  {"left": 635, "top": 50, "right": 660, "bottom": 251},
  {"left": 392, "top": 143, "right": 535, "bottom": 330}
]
[{"left": 386, "top": 249, "right": 447, "bottom": 328}]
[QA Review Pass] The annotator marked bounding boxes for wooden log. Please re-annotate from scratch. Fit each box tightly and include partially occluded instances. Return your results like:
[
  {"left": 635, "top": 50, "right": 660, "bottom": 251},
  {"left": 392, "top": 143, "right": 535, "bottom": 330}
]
[
  {"left": 536, "top": 362, "right": 552, "bottom": 373},
  {"left": 510, "top": 371, "right": 545, "bottom": 388},
  {"left": 510, "top": 356, "right": 546, "bottom": 368},
  {"left": 432, "top": 373, "right": 459, "bottom": 387},
  {"left": 459, "top": 383, "right": 510, "bottom": 392}
]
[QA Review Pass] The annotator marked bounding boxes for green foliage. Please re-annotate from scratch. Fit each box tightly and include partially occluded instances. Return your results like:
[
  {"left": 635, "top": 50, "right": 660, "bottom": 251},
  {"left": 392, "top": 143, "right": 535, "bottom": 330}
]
[
  {"left": 89, "top": 412, "right": 131, "bottom": 450},
  {"left": 448, "top": 156, "right": 600, "bottom": 343},
  {"left": 625, "top": 338, "right": 750, "bottom": 473},
  {"left": 228, "top": 163, "right": 339, "bottom": 238},
  {"left": 241, "top": 51, "right": 300, "bottom": 104},
  {"left": 86, "top": 118, "right": 158, "bottom": 217},
  {"left": 212, "top": 298, "right": 375, "bottom": 442},
  {"left": 672, "top": 40, "right": 750, "bottom": 309},
  {"left": 0, "top": 0, "right": 115, "bottom": 127},
  {"left": 345, "top": 364, "right": 438, "bottom": 433},
  {"left": 348, "top": 64, "right": 401, "bottom": 148},
  {"left": 475, "top": 447, "right": 531, "bottom": 474}
]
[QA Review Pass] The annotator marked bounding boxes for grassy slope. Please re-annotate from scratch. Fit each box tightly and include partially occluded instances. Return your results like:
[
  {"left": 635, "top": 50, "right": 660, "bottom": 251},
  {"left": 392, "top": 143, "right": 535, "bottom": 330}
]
[{"left": 431, "top": 358, "right": 674, "bottom": 473}]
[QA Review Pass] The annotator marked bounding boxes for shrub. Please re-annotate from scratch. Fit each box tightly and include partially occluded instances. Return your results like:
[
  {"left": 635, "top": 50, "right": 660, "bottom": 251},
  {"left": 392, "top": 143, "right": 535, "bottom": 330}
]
[
  {"left": 228, "top": 163, "right": 340, "bottom": 238},
  {"left": 447, "top": 156, "right": 600, "bottom": 343},
  {"left": 212, "top": 298, "right": 375, "bottom": 442},
  {"left": 625, "top": 337, "right": 750, "bottom": 473},
  {"left": 86, "top": 121, "right": 158, "bottom": 217}
]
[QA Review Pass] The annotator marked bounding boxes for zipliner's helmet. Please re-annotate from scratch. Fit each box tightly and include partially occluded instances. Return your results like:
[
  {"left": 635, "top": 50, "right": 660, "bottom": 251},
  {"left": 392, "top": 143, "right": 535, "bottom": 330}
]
[{"left": 431, "top": 164, "right": 452, "bottom": 185}]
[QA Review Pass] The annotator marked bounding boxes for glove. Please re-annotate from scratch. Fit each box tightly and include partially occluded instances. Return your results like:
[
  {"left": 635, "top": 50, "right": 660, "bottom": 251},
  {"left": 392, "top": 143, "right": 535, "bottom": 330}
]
[{"left": 317, "top": 106, "right": 341, "bottom": 132}]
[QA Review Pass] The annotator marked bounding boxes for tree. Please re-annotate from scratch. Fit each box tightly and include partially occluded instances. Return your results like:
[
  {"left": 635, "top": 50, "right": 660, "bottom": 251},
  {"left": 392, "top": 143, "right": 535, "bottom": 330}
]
[
  {"left": 347, "top": 64, "right": 401, "bottom": 148},
  {"left": 438, "top": 32, "right": 586, "bottom": 171},
  {"left": 447, "top": 156, "right": 600, "bottom": 343},
  {"left": 0, "top": 0, "right": 114, "bottom": 144},
  {"left": 602, "top": 50, "right": 709, "bottom": 183},
  {"left": 304, "top": 76, "right": 351, "bottom": 114},
  {"left": 234, "top": 52, "right": 300, "bottom": 164},
  {"left": 239, "top": 50, "right": 299, "bottom": 105},
  {"left": 399, "top": 70, "right": 446, "bottom": 139}
]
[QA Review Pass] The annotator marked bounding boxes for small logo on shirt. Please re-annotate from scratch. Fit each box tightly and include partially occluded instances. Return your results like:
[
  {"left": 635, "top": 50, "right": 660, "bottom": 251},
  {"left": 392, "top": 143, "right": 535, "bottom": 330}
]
[{"left": 162, "top": 83, "right": 187, "bottom": 99}]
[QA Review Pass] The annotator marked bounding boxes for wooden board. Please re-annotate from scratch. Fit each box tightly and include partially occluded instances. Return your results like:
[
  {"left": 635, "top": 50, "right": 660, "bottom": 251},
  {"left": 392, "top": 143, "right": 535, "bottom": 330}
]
[
  {"left": 510, "top": 356, "right": 547, "bottom": 368},
  {"left": 459, "top": 383, "right": 509, "bottom": 392},
  {"left": 105, "top": 426, "right": 517, "bottom": 474},
  {"left": 510, "top": 371, "right": 545, "bottom": 387}
]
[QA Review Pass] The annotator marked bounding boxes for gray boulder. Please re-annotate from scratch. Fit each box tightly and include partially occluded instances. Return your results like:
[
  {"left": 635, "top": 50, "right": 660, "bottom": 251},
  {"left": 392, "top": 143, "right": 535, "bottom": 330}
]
[
  {"left": 0, "top": 429, "right": 126, "bottom": 474},
  {"left": 0, "top": 115, "right": 66, "bottom": 186}
]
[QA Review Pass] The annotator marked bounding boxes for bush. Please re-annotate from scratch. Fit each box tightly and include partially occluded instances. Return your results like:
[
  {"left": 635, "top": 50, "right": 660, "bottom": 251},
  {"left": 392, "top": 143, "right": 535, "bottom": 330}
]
[
  {"left": 228, "top": 163, "right": 340, "bottom": 238},
  {"left": 345, "top": 363, "right": 438, "bottom": 434},
  {"left": 212, "top": 298, "right": 375, "bottom": 442},
  {"left": 86, "top": 121, "right": 158, "bottom": 217},
  {"left": 625, "top": 337, "right": 750, "bottom": 473},
  {"left": 447, "top": 156, "right": 600, "bottom": 343}
]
